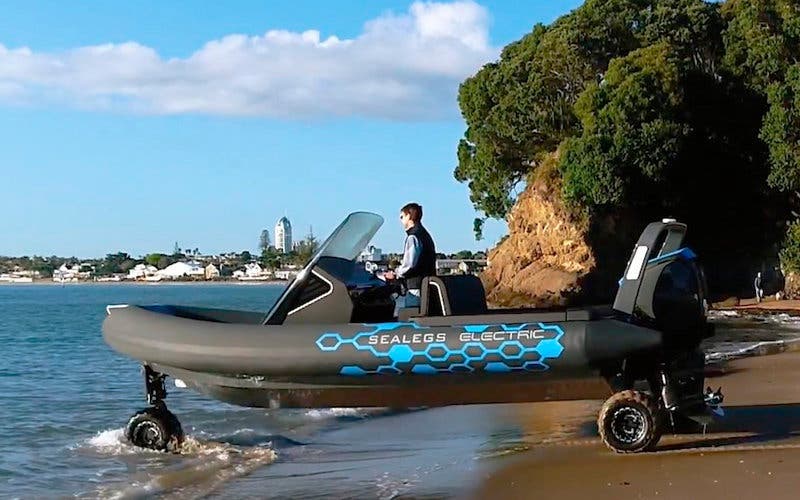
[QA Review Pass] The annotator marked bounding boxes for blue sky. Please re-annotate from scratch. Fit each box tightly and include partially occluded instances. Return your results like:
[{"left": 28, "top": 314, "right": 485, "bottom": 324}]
[{"left": 0, "top": 0, "right": 583, "bottom": 257}]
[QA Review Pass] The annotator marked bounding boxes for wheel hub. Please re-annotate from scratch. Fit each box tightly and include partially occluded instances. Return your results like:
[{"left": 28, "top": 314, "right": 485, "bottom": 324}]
[
  {"left": 610, "top": 407, "right": 646, "bottom": 444},
  {"left": 135, "top": 421, "right": 163, "bottom": 447}
]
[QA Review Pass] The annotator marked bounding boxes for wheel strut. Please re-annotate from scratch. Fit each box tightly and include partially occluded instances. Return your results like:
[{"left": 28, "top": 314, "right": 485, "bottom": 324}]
[
  {"left": 144, "top": 364, "right": 167, "bottom": 405},
  {"left": 123, "top": 365, "right": 185, "bottom": 451}
]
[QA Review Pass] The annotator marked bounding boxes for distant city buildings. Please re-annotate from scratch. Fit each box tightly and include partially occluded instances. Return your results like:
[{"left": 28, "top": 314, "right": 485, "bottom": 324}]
[
  {"left": 358, "top": 245, "right": 383, "bottom": 263},
  {"left": 275, "top": 217, "right": 292, "bottom": 254}
]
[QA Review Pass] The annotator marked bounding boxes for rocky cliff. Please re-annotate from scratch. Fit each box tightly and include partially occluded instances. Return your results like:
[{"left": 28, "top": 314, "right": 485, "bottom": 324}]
[
  {"left": 480, "top": 163, "right": 635, "bottom": 308},
  {"left": 481, "top": 175, "right": 595, "bottom": 307}
]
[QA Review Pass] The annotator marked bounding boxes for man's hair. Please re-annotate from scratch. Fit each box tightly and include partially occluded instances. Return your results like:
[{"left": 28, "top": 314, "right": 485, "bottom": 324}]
[{"left": 401, "top": 202, "right": 423, "bottom": 223}]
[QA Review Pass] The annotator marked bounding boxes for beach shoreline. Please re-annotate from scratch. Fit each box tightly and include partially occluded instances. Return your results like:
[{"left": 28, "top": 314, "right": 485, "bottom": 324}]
[
  {"left": 469, "top": 348, "right": 800, "bottom": 499},
  {"left": 0, "top": 279, "right": 287, "bottom": 286}
]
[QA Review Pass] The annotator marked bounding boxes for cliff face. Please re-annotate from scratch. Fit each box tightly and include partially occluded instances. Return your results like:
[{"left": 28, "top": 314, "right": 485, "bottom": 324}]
[{"left": 481, "top": 179, "right": 598, "bottom": 308}]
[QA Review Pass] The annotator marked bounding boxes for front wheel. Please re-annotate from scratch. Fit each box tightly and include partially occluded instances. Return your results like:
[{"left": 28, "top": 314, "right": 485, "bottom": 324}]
[
  {"left": 598, "top": 390, "right": 662, "bottom": 453},
  {"left": 125, "top": 405, "right": 184, "bottom": 452}
]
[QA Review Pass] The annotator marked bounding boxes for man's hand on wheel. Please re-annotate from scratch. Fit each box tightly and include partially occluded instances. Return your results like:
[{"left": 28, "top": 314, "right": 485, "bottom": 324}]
[{"left": 383, "top": 270, "right": 396, "bottom": 280}]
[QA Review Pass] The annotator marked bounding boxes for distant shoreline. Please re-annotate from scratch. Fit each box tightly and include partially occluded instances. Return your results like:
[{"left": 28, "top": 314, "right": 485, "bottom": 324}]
[{"left": 0, "top": 280, "right": 287, "bottom": 286}]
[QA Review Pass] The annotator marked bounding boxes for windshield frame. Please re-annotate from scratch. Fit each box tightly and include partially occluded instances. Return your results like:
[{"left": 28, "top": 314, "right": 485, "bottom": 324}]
[{"left": 263, "top": 211, "right": 384, "bottom": 323}]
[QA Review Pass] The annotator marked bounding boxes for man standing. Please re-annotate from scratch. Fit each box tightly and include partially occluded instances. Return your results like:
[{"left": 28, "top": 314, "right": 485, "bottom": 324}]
[
  {"left": 754, "top": 272, "right": 763, "bottom": 303},
  {"left": 383, "top": 202, "right": 436, "bottom": 315}
]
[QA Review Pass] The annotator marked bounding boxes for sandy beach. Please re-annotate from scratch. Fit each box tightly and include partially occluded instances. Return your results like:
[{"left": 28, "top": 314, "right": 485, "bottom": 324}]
[
  {"left": 723, "top": 299, "right": 800, "bottom": 316},
  {"left": 471, "top": 349, "right": 800, "bottom": 499}
]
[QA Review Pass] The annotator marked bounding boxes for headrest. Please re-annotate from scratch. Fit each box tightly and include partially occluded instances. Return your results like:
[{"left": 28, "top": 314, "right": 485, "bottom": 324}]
[{"left": 421, "top": 275, "right": 487, "bottom": 316}]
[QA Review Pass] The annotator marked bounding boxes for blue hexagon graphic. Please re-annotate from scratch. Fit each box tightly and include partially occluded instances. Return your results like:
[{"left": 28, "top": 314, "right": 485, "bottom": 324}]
[
  {"left": 388, "top": 344, "right": 415, "bottom": 363},
  {"left": 340, "top": 365, "right": 367, "bottom": 376},
  {"left": 448, "top": 363, "right": 474, "bottom": 373},
  {"left": 462, "top": 342, "right": 487, "bottom": 361},
  {"left": 485, "top": 362, "right": 512, "bottom": 373},
  {"left": 425, "top": 343, "right": 451, "bottom": 362},
  {"left": 412, "top": 364, "right": 437, "bottom": 375},
  {"left": 498, "top": 340, "right": 525, "bottom": 360},
  {"left": 536, "top": 339, "right": 564, "bottom": 359},
  {"left": 523, "top": 361, "right": 548, "bottom": 372},
  {"left": 316, "top": 333, "right": 342, "bottom": 351},
  {"left": 377, "top": 366, "right": 402, "bottom": 375}
]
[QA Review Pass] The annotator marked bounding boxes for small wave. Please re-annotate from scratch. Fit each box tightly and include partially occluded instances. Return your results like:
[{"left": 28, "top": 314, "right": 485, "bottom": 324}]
[
  {"left": 73, "top": 428, "right": 162, "bottom": 456},
  {"left": 706, "top": 338, "right": 800, "bottom": 362},
  {"left": 94, "top": 445, "right": 277, "bottom": 499},
  {"left": 78, "top": 430, "right": 277, "bottom": 499},
  {"left": 709, "top": 310, "right": 740, "bottom": 318},
  {"left": 763, "top": 313, "right": 800, "bottom": 325},
  {"left": 375, "top": 471, "right": 419, "bottom": 500},
  {"left": 303, "top": 408, "right": 370, "bottom": 420}
]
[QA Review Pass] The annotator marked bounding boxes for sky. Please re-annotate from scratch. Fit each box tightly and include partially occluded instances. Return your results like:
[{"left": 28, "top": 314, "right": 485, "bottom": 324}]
[{"left": 0, "top": 0, "right": 584, "bottom": 257}]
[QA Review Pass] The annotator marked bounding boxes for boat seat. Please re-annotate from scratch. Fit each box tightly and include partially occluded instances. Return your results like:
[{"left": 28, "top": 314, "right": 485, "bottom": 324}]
[{"left": 420, "top": 275, "right": 488, "bottom": 317}]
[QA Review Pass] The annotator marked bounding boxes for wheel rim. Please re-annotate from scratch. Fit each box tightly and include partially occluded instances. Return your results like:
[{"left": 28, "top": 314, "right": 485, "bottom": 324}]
[
  {"left": 610, "top": 407, "right": 647, "bottom": 445},
  {"left": 134, "top": 421, "right": 164, "bottom": 448}
]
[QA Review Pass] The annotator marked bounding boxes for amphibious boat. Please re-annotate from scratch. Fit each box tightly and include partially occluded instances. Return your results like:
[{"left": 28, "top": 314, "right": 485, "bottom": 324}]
[{"left": 103, "top": 212, "right": 723, "bottom": 453}]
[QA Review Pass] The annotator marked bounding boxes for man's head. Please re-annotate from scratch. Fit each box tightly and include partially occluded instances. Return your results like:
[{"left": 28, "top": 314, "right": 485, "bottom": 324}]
[{"left": 400, "top": 202, "right": 422, "bottom": 230}]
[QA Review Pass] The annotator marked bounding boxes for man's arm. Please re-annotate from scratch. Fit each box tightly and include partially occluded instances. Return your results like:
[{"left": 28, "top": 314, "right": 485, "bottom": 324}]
[{"left": 395, "top": 235, "right": 421, "bottom": 278}]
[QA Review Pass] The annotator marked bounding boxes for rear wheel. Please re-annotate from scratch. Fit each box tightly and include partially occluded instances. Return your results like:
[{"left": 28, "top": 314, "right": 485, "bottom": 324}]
[{"left": 598, "top": 390, "right": 662, "bottom": 453}]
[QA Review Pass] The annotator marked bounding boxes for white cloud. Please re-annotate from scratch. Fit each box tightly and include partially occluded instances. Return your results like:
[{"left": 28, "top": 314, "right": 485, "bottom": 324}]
[{"left": 0, "top": 1, "right": 496, "bottom": 120}]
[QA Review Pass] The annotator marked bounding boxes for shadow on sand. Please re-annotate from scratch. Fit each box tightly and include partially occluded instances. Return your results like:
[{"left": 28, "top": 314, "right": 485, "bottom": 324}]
[{"left": 654, "top": 403, "right": 800, "bottom": 452}]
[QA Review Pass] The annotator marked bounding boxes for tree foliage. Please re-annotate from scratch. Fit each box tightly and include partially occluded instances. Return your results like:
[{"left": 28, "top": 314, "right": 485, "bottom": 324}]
[
  {"left": 560, "top": 43, "right": 690, "bottom": 209},
  {"left": 780, "top": 219, "right": 800, "bottom": 274},
  {"left": 455, "top": 0, "right": 800, "bottom": 292}
]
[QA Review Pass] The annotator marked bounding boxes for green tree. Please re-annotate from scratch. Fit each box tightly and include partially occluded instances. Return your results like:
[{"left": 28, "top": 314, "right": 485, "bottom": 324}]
[
  {"left": 97, "top": 252, "right": 131, "bottom": 275},
  {"left": 722, "top": 0, "right": 800, "bottom": 194},
  {"left": 145, "top": 253, "right": 163, "bottom": 267},
  {"left": 455, "top": 0, "right": 659, "bottom": 236},
  {"left": 559, "top": 43, "right": 690, "bottom": 210},
  {"left": 260, "top": 247, "right": 282, "bottom": 270},
  {"left": 454, "top": 250, "right": 474, "bottom": 260},
  {"left": 292, "top": 236, "right": 319, "bottom": 265},
  {"left": 721, "top": 0, "right": 799, "bottom": 93},
  {"left": 157, "top": 255, "right": 174, "bottom": 270},
  {"left": 762, "top": 64, "right": 800, "bottom": 191},
  {"left": 31, "top": 257, "right": 55, "bottom": 278},
  {"left": 120, "top": 259, "right": 137, "bottom": 272},
  {"left": 453, "top": 0, "right": 795, "bottom": 296},
  {"left": 780, "top": 219, "right": 800, "bottom": 273}
]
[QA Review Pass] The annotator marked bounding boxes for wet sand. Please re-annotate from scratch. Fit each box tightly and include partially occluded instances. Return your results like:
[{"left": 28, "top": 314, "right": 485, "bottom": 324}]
[
  {"left": 725, "top": 299, "right": 800, "bottom": 316},
  {"left": 471, "top": 350, "right": 800, "bottom": 499}
]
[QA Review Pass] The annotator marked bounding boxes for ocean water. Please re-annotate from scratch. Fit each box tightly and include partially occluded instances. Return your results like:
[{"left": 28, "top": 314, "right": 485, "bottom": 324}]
[{"left": 1, "top": 283, "right": 798, "bottom": 499}]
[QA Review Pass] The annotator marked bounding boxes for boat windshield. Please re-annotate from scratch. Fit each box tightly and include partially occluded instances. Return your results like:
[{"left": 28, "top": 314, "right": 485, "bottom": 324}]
[
  {"left": 306, "top": 211, "right": 384, "bottom": 266},
  {"left": 263, "top": 211, "right": 384, "bottom": 322}
]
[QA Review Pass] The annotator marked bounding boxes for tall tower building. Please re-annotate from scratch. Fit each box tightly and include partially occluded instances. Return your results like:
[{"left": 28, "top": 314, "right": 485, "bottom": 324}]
[{"left": 275, "top": 216, "right": 293, "bottom": 254}]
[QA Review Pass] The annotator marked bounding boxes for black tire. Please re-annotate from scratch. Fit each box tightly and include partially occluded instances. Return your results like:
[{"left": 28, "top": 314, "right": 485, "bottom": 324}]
[
  {"left": 125, "top": 406, "right": 184, "bottom": 452},
  {"left": 598, "top": 390, "right": 662, "bottom": 453}
]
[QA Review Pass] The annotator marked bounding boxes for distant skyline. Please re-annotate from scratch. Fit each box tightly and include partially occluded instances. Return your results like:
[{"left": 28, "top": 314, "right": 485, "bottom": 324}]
[{"left": 0, "top": 0, "right": 584, "bottom": 257}]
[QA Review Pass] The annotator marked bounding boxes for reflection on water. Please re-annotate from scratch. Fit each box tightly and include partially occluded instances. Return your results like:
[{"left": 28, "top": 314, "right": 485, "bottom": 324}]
[{"left": 3, "top": 284, "right": 800, "bottom": 498}]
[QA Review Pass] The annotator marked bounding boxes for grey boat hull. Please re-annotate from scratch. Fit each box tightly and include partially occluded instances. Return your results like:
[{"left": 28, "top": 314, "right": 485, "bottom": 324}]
[{"left": 103, "top": 304, "right": 661, "bottom": 408}]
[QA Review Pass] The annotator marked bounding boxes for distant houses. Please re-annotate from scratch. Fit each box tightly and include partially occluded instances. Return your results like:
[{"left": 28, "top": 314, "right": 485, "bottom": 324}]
[
  {"left": 359, "top": 245, "right": 383, "bottom": 263},
  {"left": 205, "top": 264, "right": 220, "bottom": 280},
  {"left": 158, "top": 261, "right": 205, "bottom": 279},
  {"left": 127, "top": 263, "right": 159, "bottom": 280},
  {"left": 435, "top": 259, "right": 488, "bottom": 276},
  {"left": 233, "top": 263, "right": 271, "bottom": 281},
  {"left": 0, "top": 268, "right": 39, "bottom": 283},
  {"left": 53, "top": 263, "right": 93, "bottom": 282}
]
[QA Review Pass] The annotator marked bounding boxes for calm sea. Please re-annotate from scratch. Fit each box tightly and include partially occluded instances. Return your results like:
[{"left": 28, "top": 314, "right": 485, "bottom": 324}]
[{"left": 1, "top": 283, "right": 797, "bottom": 499}]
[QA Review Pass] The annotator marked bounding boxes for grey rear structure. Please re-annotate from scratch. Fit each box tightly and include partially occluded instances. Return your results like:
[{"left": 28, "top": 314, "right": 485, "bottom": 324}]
[{"left": 102, "top": 212, "right": 723, "bottom": 454}]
